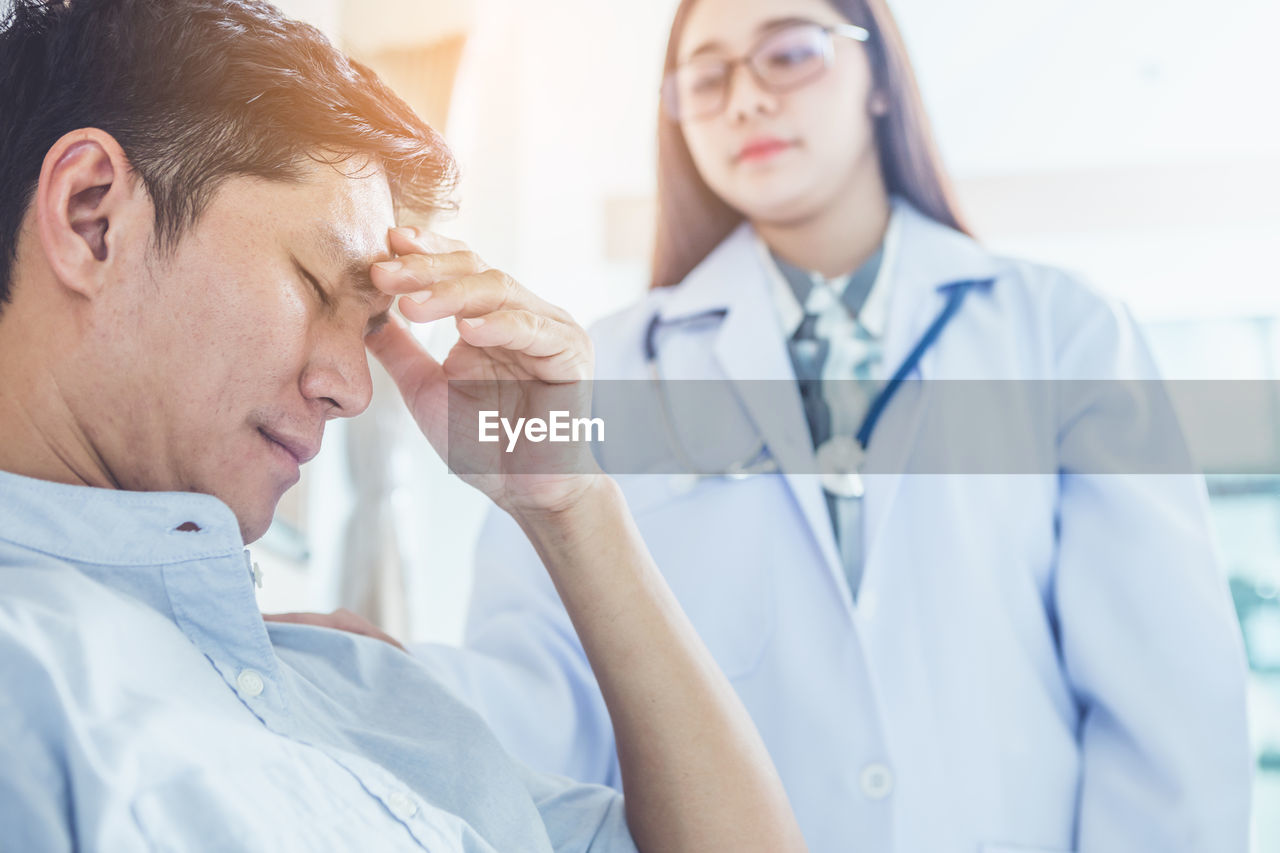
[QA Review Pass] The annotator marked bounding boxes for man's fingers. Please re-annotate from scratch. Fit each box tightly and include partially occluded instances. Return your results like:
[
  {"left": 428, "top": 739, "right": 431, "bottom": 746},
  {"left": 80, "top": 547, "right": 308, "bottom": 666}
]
[
  {"left": 377, "top": 227, "right": 572, "bottom": 326},
  {"left": 396, "top": 268, "right": 568, "bottom": 326},
  {"left": 397, "top": 268, "right": 519, "bottom": 323},
  {"left": 263, "top": 609, "right": 406, "bottom": 652},
  {"left": 263, "top": 611, "right": 329, "bottom": 627},
  {"left": 371, "top": 250, "right": 487, "bottom": 295},
  {"left": 375, "top": 225, "right": 590, "bottom": 379},
  {"left": 388, "top": 225, "right": 467, "bottom": 256},
  {"left": 456, "top": 310, "right": 593, "bottom": 382}
]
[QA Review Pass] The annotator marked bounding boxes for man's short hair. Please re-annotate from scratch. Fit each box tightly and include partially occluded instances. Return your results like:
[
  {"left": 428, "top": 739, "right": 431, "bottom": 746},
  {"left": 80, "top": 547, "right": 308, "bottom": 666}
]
[{"left": 0, "top": 0, "right": 456, "bottom": 309}]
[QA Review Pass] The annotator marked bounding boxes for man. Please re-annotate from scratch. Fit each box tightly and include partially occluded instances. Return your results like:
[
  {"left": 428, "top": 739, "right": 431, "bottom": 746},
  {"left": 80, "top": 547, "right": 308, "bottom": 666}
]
[{"left": 0, "top": 1, "right": 805, "bottom": 850}]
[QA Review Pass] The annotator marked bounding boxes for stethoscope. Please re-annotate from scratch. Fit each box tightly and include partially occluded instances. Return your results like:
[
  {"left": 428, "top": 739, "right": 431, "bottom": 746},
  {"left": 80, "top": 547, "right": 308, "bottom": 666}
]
[{"left": 643, "top": 277, "right": 992, "bottom": 497}]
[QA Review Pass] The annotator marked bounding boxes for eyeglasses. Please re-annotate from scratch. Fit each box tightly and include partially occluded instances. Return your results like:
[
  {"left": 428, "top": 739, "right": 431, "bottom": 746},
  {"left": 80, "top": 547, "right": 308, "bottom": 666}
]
[{"left": 661, "top": 21, "right": 871, "bottom": 122}]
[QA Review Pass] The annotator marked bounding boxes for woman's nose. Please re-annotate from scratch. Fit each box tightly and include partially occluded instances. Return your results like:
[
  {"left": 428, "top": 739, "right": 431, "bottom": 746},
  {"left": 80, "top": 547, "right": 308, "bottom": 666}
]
[{"left": 724, "top": 63, "right": 779, "bottom": 123}]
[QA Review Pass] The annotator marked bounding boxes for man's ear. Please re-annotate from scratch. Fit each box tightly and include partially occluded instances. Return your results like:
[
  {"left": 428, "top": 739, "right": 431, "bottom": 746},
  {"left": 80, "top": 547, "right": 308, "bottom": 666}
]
[{"left": 35, "top": 129, "right": 141, "bottom": 299}]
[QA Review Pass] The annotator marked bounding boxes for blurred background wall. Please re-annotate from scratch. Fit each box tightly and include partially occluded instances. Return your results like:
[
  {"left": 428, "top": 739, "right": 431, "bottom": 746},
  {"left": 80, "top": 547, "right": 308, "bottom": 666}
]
[{"left": 242, "top": 0, "right": 1279, "bottom": 844}]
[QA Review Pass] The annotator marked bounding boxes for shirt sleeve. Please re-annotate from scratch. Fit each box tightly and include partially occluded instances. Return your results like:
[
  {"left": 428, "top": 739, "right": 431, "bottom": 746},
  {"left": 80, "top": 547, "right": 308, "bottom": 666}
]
[{"left": 513, "top": 760, "right": 637, "bottom": 853}]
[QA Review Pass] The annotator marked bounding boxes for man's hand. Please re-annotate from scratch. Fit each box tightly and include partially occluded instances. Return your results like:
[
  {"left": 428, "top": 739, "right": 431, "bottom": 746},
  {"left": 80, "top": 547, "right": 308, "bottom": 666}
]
[
  {"left": 263, "top": 608, "right": 406, "bottom": 652},
  {"left": 366, "top": 226, "right": 602, "bottom": 519},
  {"left": 358, "top": 227, "right": 805, "bottom": 852}
]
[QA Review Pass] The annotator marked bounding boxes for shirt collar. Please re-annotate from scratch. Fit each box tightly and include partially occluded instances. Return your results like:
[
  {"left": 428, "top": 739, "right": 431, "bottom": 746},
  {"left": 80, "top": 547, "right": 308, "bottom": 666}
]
[
  {"left": 755, "top": 204, "right": 902, "bottom": 340},
  {"left": 769, "top": 253, "right": 852, "bottom": 309},
  {"left": 0, "top": 468, "right": 283, "bottom": 687},
  {"left": 0, "top": 468, "right": 246, "bottom": 567}
]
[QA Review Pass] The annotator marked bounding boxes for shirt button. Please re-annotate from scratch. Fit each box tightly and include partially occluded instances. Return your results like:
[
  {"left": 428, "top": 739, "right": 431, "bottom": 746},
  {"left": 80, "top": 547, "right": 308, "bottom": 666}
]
[
  {"left": 387, "top": 791, "right": 418, "bottom": 820},
  {"left": 860, "top": 763, "right": 894, "bottom": 800},
  {"left": 236, "top": 669, "right": 265, "bottom": 698}
]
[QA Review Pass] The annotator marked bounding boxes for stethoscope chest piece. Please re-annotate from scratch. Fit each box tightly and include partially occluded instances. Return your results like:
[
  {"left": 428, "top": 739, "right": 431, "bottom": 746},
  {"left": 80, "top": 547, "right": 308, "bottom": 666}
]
[{"left": 816, "top": 435, "right": 866, "bottom": 499}]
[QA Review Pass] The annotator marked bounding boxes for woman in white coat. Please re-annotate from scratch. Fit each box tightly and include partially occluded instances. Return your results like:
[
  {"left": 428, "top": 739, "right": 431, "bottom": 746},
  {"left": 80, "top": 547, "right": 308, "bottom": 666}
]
[{"left": 347, "top": 0, "right": 1251, "bottom": 849}]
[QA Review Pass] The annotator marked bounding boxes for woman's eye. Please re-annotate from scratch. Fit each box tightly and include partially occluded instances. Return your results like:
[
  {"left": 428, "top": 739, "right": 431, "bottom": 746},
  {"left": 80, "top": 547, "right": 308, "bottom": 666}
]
[
  {"left": 765, "top": 45, "right": 817, "bottom": 68},
  {"left": 687, "top": 66, "right": 728, "bottom": 94}
]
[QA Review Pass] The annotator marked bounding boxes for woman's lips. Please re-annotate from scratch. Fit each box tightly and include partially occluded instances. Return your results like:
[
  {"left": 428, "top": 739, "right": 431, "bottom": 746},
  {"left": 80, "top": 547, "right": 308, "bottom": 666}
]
[{"left": 735, "top": 138, "right": 797, "bottom": 164}]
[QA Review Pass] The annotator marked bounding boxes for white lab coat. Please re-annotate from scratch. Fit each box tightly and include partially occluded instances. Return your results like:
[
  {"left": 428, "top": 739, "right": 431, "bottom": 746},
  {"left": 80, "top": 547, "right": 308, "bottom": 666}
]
[{"left": 415, "top": 201, "right": 1251, "bottom": 853}]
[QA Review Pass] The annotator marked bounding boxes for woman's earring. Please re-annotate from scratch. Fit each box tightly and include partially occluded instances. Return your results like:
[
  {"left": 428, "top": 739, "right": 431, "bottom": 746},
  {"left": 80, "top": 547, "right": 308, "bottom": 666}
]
[{"left": 869, "top": 92, "right": 890, "bottom": 117}]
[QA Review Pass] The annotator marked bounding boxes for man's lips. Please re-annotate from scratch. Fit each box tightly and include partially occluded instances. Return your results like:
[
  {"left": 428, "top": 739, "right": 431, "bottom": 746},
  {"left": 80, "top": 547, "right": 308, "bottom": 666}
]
[
  {"left": 734, "top": 137, "right": 797, "bottom": 164},
  {"left": 258, "top": 428, "right": 320, "bottom": 466}
]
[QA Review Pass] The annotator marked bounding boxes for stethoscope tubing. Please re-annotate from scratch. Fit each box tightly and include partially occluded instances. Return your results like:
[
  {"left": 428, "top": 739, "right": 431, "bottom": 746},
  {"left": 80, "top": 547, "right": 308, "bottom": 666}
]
[{"left": 643, "top": 278, "right": 992, "bottom": 479}]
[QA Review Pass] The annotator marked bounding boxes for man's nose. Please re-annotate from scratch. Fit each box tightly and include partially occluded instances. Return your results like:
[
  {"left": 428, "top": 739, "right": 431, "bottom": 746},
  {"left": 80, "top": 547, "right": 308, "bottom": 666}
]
[{"left": 300, "top": 332, "right": 374, "bottom": 419}]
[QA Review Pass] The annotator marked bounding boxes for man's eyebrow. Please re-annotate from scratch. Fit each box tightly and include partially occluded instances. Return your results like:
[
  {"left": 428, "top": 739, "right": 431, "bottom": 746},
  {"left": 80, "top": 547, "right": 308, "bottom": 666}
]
[
  {"left": 346, "top": 258, "right": 394, "bottom": 336},
  {"left": 310, "top": 224, "right": 394, "bottom": 334},
  {"left": 342, "top": 258, "right": 384, "bottom": 301},
  {"left": 312, "top": 225, "right": 389, "bottom": 300}
]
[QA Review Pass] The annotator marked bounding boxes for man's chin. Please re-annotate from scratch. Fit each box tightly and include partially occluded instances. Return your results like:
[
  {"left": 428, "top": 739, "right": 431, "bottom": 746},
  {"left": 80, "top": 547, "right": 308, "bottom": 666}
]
[
  {"left": 226, "top": 490, "right": 285, "bottom": 545},
  {"left": 239, "top": 516, "right": 273, "bottom": 545}
]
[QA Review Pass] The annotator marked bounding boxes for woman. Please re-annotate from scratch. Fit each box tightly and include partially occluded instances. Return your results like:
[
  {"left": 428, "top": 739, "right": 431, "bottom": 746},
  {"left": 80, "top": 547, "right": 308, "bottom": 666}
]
[{"left": 360, "top": 0, "right": 1249, "bottom": 849}]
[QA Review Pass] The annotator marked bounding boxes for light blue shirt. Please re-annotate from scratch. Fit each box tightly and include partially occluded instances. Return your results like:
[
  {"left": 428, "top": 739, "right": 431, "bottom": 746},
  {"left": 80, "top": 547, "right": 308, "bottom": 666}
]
[{"left": 0, "top": 470, "right": 636, "bottom": 853}]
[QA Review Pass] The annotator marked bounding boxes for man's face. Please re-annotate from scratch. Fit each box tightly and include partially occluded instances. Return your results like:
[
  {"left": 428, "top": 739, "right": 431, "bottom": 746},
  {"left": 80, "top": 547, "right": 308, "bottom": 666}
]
[{"left": 101, "top": 161, "right": 396, "bottom": 541}]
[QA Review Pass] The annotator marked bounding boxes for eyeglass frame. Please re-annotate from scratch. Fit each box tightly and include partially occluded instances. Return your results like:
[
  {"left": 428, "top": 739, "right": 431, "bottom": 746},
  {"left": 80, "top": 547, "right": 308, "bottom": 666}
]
[{"left": 661, "top": 21, "right": 872, "bottom": 122}]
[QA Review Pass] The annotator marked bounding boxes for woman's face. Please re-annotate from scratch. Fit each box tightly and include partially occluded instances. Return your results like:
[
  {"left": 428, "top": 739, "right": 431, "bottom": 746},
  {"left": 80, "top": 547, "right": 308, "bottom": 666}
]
[{"left": 676, "top": 0, "right": 882, "bottom": 226}]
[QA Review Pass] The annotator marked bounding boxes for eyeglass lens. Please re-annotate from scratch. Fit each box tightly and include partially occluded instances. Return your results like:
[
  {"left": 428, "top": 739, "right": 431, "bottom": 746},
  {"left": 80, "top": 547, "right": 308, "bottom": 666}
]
[{"left": 665, "top": 23, "right": 833, "bottom": 121}]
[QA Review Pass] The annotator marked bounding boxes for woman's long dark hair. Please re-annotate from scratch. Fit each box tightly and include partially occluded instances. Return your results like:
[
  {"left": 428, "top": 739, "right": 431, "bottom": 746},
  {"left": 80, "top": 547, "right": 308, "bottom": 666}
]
[{"left": 651, "top": 0, "right": 969, "bottom": 289}]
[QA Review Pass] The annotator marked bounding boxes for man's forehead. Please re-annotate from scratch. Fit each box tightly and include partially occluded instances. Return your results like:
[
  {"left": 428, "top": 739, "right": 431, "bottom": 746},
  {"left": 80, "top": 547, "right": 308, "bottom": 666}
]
[
  {"left": 308, "top": 166, "right": 396, "bottom": 256},
  {"left": 310, "top": 220, "right": 392, "bottom": 283},
  {"left": 300, "top": 166, "right": 397, "bottom": 284}
]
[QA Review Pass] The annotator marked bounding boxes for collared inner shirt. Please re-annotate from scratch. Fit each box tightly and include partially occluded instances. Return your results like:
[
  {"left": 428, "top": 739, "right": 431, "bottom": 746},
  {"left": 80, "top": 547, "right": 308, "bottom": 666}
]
[
  {"left": 771, "top": 246, "right": 886, "bottom": 444},
  {"left": 756, "top": 220, "right": 897, "bottom": 600}
]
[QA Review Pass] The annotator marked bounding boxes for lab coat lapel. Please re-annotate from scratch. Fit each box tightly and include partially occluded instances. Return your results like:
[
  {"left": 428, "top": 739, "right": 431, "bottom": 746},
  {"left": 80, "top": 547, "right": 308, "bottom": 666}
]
[
  {"left": 860, "top": 201, "right": 1004, "bottom": 583},
  {"left": 659, "top": 225, "right": 845, "bottom": 585}
]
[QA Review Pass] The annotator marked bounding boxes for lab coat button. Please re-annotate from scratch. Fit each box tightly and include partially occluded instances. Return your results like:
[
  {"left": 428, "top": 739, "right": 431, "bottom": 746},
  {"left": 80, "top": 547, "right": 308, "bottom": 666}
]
[
  {"left": 236, "top": 669, "right": 265, "bottom": 698},
  {"left": 860, "top": 763, "right": 893, "bottom": 800},
  {"left": 387, "top": 791, "right": 418, "bottom": 820}
]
